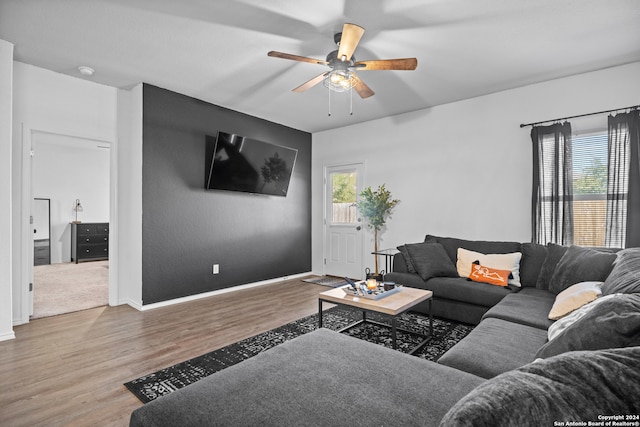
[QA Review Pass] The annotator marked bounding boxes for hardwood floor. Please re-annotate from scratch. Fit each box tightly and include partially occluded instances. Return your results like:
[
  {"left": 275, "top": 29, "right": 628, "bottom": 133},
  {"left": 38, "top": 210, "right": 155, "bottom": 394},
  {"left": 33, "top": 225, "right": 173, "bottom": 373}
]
[{"left": 0, "top": 277, "right": 331, "bottom": 427}]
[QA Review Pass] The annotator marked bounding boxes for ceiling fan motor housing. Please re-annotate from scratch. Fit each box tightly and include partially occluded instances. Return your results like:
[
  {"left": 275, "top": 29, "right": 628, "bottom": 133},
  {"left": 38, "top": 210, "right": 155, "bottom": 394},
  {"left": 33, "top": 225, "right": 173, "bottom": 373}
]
[{"left": 326, "top": 50, "right": 355, "bottom": 71}]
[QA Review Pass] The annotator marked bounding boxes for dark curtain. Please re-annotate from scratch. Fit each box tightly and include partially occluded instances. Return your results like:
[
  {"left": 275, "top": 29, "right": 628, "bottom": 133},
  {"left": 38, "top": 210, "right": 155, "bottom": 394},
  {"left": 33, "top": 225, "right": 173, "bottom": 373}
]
[
  {"left": 606, "top": 113, "right": 630, "bottom": 247},
  {"left": 531, "top": 122, "right": 573, "bottom": 245},
  {"left": 610, "top": 110, "right": 640, "bottom": 248}
]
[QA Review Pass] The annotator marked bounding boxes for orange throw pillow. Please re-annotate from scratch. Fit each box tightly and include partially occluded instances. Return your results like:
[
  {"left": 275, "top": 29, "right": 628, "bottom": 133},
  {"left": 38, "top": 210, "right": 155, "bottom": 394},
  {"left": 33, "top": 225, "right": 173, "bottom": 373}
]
[{"left": 469, "top": 262, "right": 510, "bottom": 287}]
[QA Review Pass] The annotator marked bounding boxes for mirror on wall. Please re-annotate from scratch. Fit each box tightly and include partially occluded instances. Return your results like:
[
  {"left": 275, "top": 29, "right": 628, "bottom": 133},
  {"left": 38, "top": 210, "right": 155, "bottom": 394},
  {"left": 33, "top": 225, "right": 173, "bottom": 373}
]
[{"left": 33, "top": 198, "right": 50, "bottom": 266}]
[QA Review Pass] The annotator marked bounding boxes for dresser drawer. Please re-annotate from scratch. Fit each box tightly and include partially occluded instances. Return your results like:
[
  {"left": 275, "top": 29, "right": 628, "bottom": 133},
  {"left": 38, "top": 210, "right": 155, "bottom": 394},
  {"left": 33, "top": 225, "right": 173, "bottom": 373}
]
[
  {"left": 95, "top": 223, "right": 109, "bottom": 234},
  {"left": 76, "top": 224, "right": 97, "bottom": 235},
  {"left": 77, "top": 243, "right": 109, "bottom": 259},
  {"left": 78, "top": 235, "right": 109, "bottom": 244}
]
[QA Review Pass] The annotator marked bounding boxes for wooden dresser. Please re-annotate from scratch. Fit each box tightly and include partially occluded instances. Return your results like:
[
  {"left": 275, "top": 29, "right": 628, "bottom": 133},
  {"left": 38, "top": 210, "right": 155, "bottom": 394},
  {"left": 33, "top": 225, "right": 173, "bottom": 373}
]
[{"left": 71, "top": 222, "right": 109, "bottom": 263}]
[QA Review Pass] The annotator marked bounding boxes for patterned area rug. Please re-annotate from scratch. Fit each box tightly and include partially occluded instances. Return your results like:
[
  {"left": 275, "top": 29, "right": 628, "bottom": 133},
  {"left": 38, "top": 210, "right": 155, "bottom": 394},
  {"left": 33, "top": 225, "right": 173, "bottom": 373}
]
[
  {"left": 125, "top": 306, "right": 474, "bottom": 403},
  {"left": 302, "top": 276, "right": 350, "bottom": 287}
]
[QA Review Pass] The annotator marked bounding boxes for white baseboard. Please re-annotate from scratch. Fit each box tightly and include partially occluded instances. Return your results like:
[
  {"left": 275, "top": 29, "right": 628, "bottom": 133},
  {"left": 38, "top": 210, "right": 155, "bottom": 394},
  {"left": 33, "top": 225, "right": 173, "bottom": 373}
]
[
  {"left": 0, "top": 330, "right": 16, "bottom": 342},
  {"left": 130, "top": 272, "right": 313, "bottom": 312}
]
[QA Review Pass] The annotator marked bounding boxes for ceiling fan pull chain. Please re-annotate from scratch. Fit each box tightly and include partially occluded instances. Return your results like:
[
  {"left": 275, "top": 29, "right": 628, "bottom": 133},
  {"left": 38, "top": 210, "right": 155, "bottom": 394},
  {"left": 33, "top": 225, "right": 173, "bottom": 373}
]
[
  {"left": 328, "top": 86, "right": 332, "bottom": 116},
  {"left": 350, "top": 86, "right": 353, "bottom": 115}
]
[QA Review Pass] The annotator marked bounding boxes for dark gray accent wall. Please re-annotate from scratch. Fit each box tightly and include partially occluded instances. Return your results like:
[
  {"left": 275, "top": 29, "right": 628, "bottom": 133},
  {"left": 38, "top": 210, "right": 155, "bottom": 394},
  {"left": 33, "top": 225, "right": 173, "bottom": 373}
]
[{"left": 142, "top": 84, "right": 311, "bottom": 305}]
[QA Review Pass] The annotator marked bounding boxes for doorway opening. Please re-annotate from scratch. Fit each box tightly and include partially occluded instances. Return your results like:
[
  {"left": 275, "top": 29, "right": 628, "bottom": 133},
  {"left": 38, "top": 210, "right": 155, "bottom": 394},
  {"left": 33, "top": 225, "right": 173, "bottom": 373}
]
[
  {"left": 324, "top": 163, "right": 364, "bottom": 279},
  {"left": 30, "top": 132, "right": 110, "bottom": 319}
]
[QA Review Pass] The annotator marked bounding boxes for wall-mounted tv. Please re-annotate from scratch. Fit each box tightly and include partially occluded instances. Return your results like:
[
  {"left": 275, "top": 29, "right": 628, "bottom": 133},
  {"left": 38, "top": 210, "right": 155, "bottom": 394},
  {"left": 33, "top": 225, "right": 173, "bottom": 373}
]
[{"left": 206, "top": 131, "right": 298, "bottom": 197}]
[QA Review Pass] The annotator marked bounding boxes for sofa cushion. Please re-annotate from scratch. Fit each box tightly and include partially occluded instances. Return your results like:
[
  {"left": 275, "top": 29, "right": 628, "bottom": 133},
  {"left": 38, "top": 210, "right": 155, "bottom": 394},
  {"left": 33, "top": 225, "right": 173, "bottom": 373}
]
[
  {"left": 396, "top": 244, "right": 417, "bottom": 273},
  {"left": 424, "top": 234, "right": 521, "bottom": 266},
  {"left": 437, "top": 318, "right": 548, "bottom": 378},
  {"left": 601, "top": 247, "right": 640, "bottom": 295},
  {"left": 548, "top": 281, "right": 603, "bottom": 320},
  {"left": 129, "top": 329, "right": 485, "bottom": 427},
  {"left": 403, "top": 242, "right": 458, "bottom": 281},
  {"left": 481, "top": 287, "right": 555, "bottom": 330},
  {"left": 535, "top": 243, "right": 568, "bottom": 291},
  {"left": 425, "top": 277, "right": 515, "bottom": 308},
  {"left": 519, "top": 242, "right": 548, "bottom": 288},
  {"left": 456, "top": 248, "right": 522, "bottom": 287},
  {"left": 548, "top": 245, "right": 616, "bottom": 294},
  {"left": 546, "top": 294, "right": 618, "bottom": 342},
  {"left": 439, "top": 346, "right": 640, "bottom": 427},
  {"left": 536, "top": 293, "right": 640, "bottom": 359}
]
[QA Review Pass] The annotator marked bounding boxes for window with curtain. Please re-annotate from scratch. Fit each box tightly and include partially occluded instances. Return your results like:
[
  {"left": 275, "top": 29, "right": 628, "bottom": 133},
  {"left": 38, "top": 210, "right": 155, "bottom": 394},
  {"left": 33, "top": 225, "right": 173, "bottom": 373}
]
[
  {"left": 572, "top": 131, "right": 609, "bottom": 246},
  {"left": 531, "top": 122, "right": 574, "bottom": 246},
  {"left": 531, "top": 109, "right": 640, "bottom": 248}
]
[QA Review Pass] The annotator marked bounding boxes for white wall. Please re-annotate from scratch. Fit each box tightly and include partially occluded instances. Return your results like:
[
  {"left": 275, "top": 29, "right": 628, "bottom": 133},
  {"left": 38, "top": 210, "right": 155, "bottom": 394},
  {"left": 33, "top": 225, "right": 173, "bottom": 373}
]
[
  {"left": 11, "top": 62, "right": 118, "bottom": 324},
  {"left": 32, "top": 134, "right": 110, "bottom": 263},
  {"left": 115, "top": 85, "right": 143, "bottom": 308},
  {"left": 0, "top": 40, "right": 15, "bottom": 341},
  {"left": 312, "top": 62, "right": 640, "bottom": 275}
]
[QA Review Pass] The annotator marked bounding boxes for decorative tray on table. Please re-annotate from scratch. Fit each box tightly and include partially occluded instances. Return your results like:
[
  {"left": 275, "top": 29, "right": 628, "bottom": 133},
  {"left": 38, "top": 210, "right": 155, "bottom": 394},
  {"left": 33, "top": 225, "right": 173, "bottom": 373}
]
[{"left": 341, "top": 280, "right": 402, "bottom": 300}]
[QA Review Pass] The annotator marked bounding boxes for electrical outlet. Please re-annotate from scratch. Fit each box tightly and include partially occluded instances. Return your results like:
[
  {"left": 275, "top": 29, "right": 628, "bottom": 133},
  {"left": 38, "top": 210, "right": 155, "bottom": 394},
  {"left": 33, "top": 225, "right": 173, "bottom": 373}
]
[{"left": 213, "top": 264, "right": 219, "bottom": 274}]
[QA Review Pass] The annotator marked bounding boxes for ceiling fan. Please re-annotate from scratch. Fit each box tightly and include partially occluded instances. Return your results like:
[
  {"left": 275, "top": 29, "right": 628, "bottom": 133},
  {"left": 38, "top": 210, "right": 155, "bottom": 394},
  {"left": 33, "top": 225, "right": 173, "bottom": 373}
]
[{"left": 268, "top": 23, "right": 418, "bottom": 99}]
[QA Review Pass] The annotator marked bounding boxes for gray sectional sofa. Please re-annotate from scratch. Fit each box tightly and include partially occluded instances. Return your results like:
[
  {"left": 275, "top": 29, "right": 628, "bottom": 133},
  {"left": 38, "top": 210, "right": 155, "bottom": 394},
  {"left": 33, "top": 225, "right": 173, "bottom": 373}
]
[{"left": 130, "top": 236, "right": 640, "bottom": 426}]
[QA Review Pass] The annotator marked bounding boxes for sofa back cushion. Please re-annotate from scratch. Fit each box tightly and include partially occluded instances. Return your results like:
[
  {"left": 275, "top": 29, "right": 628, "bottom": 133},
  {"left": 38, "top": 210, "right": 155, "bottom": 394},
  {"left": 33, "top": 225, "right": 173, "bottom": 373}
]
[
  {"left": 535, "top": 243, "right": 569, "bottom": 291},
  {"left": 519, "top": 242, "right": 548, "bottom": 288},
  {"left": 535, "top": 293, "right": 640, "bottom": 359},
  {"left": 424, "top": 235, "right": 521, "bottom": 266},
  {"left": 547, "top": 245, "right": 616, "bottom": 294},
  {"left": 439, "top": 346, "right": 640, "bottom": 427},
  {"left": 601, "top": 247, "right": 640, "bottom": 295}
]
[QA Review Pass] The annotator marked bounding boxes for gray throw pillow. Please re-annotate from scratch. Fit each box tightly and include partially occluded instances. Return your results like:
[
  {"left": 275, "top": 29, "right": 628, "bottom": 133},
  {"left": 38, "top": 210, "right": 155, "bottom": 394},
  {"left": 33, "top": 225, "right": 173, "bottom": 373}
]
[
  {"left": 535, "top": 293, "right": 640, "bottom": 359},
  {"left": 548, "top": 245, "right": 616, "bottom": 295},
  {"left": 439, "top": 346, "right": 640, "bottom": 427},
  {"left": 396, "top": 245, "right": 417, "bottom": 274},
  {"left": 535, "top": 243, "right": 568, "bottom": 291},
  {"left": 404, "top": 242, "right": 458, "bottom": 281},
  {"left": 601, "top": 248, "right": 640, "bottom": 295}
]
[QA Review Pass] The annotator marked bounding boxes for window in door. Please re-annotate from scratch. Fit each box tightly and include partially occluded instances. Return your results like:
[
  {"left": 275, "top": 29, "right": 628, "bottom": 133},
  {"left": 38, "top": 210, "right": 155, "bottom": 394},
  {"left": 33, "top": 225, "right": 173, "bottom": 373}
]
[{"left": 331, "top": 172, "right": 357, "bottom": 224}]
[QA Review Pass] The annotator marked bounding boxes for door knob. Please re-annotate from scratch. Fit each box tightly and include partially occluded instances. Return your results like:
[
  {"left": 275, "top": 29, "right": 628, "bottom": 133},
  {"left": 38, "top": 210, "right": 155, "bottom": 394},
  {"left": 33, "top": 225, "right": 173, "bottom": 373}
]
[{"left": 356, "top": 226, "right": 361, "bottom": 231}]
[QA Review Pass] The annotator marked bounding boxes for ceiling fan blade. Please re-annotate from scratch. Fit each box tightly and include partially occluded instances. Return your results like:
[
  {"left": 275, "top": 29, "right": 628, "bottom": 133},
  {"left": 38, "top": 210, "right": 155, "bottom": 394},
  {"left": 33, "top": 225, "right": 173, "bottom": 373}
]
[
  {"left": 351, "top": 72, "right": 374, "bottom": 99},
  {"left": 337, "top": 23, "right": 365, "bottom": 62},
  {"left": 268, "top": 51, "right": 328, "bottom": 66},
  {"left": 292, "top": 72, "right": 329, "bottom": 93},
  {"left": 354, "top": 58, "right": 418, "bottom": 71}
]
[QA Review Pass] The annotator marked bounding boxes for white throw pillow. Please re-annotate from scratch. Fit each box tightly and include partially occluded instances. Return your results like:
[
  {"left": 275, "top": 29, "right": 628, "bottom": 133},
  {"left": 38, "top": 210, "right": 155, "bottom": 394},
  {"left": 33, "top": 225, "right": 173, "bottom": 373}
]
[
  {"left": 547, "top": 293, "right": 619, "bottom": 341},
  {"left": 548, "top": 281, "right": 603, "bottom": 320},
  {"left": 456, "top": 248, "right": 522, "bottom": 287}
]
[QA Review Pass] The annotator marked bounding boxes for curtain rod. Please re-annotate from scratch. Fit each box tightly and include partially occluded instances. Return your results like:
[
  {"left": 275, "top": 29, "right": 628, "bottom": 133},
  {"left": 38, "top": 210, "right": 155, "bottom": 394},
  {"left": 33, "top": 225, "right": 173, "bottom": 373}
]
[{"left": 519, "top": 104, "right": 640, "bottom": 128}]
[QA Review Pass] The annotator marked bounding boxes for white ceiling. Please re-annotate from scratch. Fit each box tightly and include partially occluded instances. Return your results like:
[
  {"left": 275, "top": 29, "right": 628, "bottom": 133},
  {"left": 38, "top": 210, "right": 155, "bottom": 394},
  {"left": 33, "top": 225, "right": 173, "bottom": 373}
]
[{"left": 2, "top": 0, "right": 639, "bottom": 133}]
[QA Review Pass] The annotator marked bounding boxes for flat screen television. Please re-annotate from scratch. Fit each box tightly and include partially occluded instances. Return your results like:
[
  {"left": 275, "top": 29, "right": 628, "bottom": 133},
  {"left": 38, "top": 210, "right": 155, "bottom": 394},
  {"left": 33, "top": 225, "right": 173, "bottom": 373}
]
[{"left": 206, "top": 131, "right": 298, "bottom": 197}]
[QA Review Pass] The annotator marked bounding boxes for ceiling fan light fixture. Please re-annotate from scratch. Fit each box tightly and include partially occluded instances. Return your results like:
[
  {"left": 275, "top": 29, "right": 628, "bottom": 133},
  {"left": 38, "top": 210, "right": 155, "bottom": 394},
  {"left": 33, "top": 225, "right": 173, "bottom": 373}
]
[{"left": 323, "top": 70, "right": 357, "bottom": 92}]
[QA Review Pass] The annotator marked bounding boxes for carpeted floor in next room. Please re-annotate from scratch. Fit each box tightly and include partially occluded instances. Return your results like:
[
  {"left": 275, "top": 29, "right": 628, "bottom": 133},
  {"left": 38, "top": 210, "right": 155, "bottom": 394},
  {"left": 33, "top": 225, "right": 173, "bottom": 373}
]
[{"left": 32, "top": 260, "right": 109, "bottom": 319}]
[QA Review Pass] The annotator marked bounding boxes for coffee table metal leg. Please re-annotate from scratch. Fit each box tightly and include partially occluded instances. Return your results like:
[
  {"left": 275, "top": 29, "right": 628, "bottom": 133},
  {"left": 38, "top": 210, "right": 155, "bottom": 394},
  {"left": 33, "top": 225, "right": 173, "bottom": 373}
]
[
  {"left": 429, "top": 298, "right": 433, "bottom": 336},
  {"left": 391, "top": 317, "right": 397, "bottom": 349},
  {"left": 318, "top": 299, "right": 323, "bottom": 328}
]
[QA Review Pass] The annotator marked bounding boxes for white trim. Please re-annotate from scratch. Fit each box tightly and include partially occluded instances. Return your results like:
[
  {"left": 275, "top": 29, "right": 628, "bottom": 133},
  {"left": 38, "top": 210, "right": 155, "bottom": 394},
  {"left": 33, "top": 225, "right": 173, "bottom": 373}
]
[
  {"left": 131, "top": 272, "right": 312, "bottom": 311},
  {"left": 322, "top": 161, "right": 366, "bottom": 278},
  {"left": 0, "top": 331, "right": 16, "bottom": 342},
  {"left": 17, "top": 124, "right": 117, "bottom": 325}
]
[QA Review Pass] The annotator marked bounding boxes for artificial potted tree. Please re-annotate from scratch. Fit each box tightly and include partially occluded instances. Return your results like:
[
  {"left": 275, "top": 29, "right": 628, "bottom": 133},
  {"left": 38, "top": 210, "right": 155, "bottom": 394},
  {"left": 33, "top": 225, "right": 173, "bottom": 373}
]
[{"left": 356, "top": 184, "right": 399, "bottom": 276}]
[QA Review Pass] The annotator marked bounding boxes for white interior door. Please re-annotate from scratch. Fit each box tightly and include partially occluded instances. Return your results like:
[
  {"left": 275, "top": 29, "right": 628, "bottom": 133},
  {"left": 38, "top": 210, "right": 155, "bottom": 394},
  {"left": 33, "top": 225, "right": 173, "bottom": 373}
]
[{"left": 324, "top": 163, "right": 364, "bottom": 279}]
